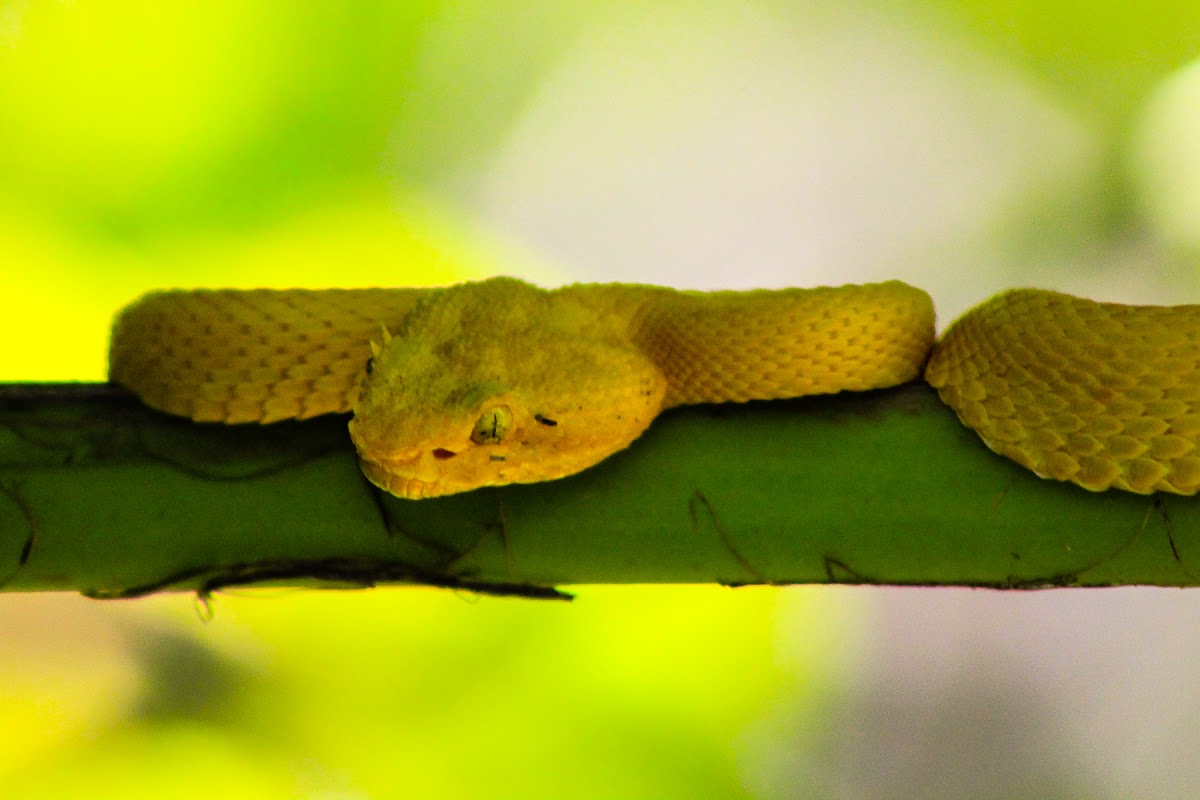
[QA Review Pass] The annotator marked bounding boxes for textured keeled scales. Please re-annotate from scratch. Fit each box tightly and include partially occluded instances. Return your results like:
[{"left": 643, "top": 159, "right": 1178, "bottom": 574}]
[
  {"left": 109, "top": 288, "right": 423, "bottom": 423},
  {"left": 109, "top": 278, "right": 937, "bottom": 498},
  {"left": 926, "top": 289, "right": 1200, "bottom": 495},
  {"left": 108, "top": 279, "right": 1200, "bottom": 498},
  {"left": 632, "top": 281, "right": 935, "bottom": 408}
]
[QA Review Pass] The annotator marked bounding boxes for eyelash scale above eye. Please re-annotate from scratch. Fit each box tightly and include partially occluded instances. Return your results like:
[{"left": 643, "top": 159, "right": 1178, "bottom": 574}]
[{"left": 366, "top": 335, "right": 384, "bottom": 377}]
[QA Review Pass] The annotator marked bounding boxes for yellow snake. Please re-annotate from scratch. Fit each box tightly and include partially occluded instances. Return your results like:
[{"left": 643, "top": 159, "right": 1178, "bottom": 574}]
[{"left": 107, "top": 278, "right": 1200, "bottom": 499}]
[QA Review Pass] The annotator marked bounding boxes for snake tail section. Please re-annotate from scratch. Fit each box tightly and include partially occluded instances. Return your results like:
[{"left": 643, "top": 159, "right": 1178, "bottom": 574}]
[
  {"left": 629, "top": 281, "right": 936, "bottom": 408},
  {"left": 926, "top": 289, "right": 1200, "bottom": 495},
  {"left": 109, "top": 288, "right": 425, "bottom": 423}
]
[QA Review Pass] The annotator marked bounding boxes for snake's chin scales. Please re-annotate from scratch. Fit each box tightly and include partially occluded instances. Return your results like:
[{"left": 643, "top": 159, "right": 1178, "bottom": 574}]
[{"left": 108, "top": 277, "right": 1198, "bottom": 499}]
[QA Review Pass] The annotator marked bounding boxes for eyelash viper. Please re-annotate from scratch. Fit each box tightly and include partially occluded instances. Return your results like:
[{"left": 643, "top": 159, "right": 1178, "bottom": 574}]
[{"left": 107, "top": 278, "right": 1200, "bottom": 499}]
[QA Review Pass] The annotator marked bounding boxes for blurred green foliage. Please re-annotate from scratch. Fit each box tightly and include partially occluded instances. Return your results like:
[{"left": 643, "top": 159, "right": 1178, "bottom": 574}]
[
  {"left": 929, "top": 0, "right": 1200, "bottom": 121},
  {"left": 0, "top": 1, "right": 592, "bottom": 237}
]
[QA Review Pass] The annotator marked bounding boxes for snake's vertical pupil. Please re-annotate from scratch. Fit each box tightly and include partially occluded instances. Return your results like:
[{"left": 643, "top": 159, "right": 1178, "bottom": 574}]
[{"left": 471, "top": 406, "right": 512, "bottom": 444}]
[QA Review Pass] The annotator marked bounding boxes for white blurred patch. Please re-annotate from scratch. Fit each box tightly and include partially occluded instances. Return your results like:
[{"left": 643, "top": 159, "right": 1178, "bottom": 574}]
[
  {"left": 1131, "top": 57, "right": 1200, "bottom": 249},
  {"left": 460, "top": 2, "right": 1096, "bottom": 291}
]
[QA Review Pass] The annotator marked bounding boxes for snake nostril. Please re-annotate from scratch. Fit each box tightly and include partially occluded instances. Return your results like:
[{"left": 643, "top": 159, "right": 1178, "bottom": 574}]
[{"left": 432, "top": 448, "right": 457, "bottom": 460}]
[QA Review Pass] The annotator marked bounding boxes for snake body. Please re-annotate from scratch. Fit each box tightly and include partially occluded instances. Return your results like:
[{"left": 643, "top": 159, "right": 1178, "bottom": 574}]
[
  {"left": 926, "top": 289, "right": 1200, "bottom": 495},
  {"left": 110, "top": 278, "right": 932, "bottom": 498},
  {"left": 108, "top": 278, "right": 1200, "bottom": 499}
]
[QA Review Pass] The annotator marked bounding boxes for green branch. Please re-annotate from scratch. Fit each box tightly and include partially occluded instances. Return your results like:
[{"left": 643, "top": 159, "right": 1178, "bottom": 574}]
[{"left": 1, "top": 382, "right": 1195, "bottom": 598}]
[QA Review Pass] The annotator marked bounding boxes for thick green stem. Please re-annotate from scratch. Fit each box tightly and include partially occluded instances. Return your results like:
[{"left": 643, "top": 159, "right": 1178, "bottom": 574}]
[{"left": 1, "top": 382, "right": 1195, "bottom": 599}]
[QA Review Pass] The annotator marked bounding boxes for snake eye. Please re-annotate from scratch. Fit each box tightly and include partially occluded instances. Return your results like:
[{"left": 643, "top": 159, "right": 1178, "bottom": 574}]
[
  {"left": 366, "top": 337, "right": 383, "bottom": 377},
  {"left": 471, "top": 406, "right": 512, "bottom": 445}
]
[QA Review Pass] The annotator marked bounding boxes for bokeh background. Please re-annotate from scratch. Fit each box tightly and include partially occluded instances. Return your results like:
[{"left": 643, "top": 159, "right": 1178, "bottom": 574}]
[{"left": 4, "top": 1, "right": 1200, "bottom": 797}]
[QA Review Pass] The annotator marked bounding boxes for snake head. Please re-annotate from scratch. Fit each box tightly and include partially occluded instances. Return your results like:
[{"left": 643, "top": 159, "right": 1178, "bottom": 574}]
[
  {"left": 347, "top": 278, "right": 667, "bottom": 499},
  {"left": 349, "top": 378, "right": 530, "bottom": 499}
]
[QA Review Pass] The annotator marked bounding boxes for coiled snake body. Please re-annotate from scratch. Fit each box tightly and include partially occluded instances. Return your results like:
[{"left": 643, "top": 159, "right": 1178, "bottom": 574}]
[{"left": 108, "top": 278, "right": 1200, "bottom": 499}]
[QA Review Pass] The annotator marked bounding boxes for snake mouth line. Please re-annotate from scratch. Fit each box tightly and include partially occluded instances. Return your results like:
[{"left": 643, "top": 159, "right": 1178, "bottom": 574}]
[
  {"left": 356, "top": 448, "right": 516, "bottom": 499},
  {"left": 357, "top": 456, "right": 447, "bottom": 499}
]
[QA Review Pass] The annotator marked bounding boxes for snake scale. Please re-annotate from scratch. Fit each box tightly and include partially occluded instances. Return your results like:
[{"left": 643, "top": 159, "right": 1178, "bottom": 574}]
[{"left": 108, "top": 278, "right": 1200, "bottom": 499}]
